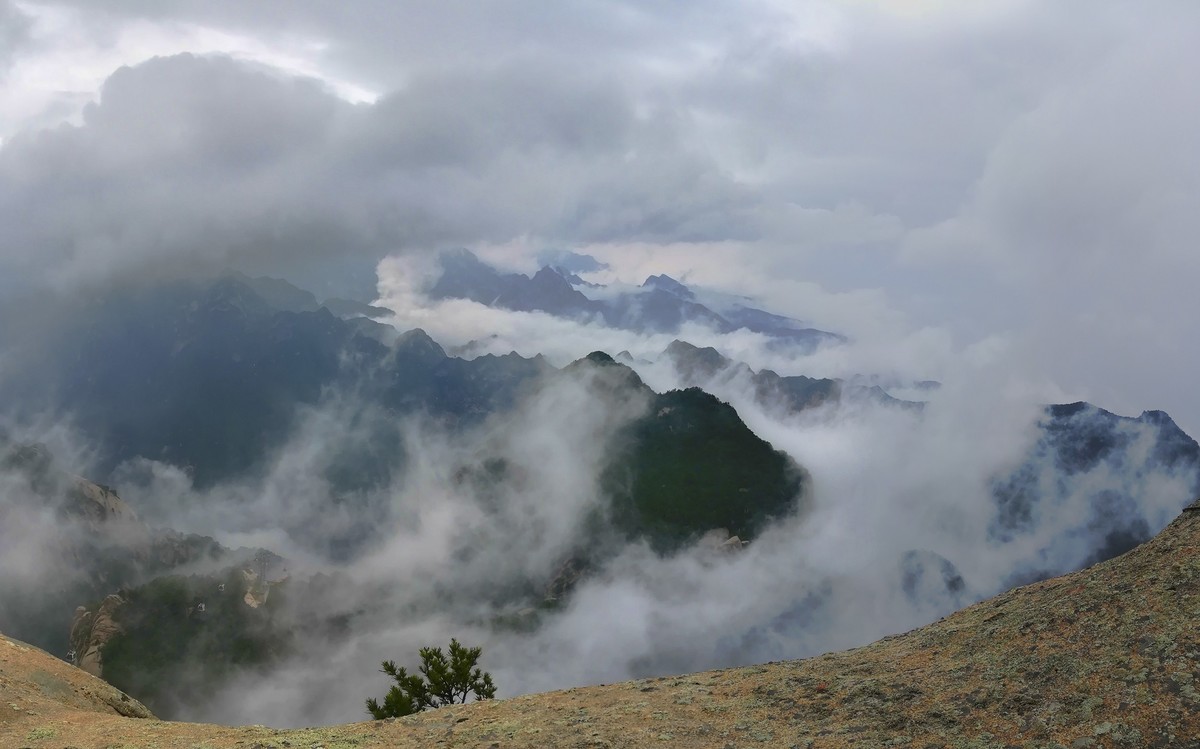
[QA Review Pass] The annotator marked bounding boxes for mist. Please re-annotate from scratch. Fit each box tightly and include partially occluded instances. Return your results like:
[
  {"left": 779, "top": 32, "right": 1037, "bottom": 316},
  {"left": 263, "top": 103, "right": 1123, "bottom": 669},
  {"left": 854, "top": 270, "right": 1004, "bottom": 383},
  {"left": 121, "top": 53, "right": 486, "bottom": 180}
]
[
  {"left": 373, "top": 252, "right": 962, "bottom": 387},
  {"left": 6, "top": 293, "right": 1181, "bottom": 727}
]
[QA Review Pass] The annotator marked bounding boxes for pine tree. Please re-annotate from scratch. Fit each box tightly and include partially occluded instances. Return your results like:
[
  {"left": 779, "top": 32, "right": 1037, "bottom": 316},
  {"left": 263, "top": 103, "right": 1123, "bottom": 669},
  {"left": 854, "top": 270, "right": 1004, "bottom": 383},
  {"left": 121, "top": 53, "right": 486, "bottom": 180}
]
[{"left": 366, "top": 638, "right": 497, "bottom": 718}]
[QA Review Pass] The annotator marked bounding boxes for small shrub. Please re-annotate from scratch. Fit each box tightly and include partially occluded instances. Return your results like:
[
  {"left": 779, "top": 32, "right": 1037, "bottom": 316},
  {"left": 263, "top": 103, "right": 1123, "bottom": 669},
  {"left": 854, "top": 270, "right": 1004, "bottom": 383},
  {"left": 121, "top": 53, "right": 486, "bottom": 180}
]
[{"left": 366, "top": 638, "right": 497, "bottom": 718}]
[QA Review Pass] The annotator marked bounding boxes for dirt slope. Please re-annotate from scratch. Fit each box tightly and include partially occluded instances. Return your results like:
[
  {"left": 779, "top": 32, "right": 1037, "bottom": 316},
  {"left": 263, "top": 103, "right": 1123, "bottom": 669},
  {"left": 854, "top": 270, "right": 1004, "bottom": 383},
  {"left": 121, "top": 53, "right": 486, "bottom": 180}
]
[{"left": 4, "top": 501, "right": 1200, "bottom": 749}]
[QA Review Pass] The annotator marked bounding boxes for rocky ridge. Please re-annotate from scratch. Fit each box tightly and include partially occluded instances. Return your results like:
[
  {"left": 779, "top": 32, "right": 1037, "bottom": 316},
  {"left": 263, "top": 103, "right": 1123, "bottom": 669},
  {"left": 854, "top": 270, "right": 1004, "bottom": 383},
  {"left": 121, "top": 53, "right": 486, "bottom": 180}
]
[{"left": 3, "top": 499, "right": 1199, "bottom": 748}]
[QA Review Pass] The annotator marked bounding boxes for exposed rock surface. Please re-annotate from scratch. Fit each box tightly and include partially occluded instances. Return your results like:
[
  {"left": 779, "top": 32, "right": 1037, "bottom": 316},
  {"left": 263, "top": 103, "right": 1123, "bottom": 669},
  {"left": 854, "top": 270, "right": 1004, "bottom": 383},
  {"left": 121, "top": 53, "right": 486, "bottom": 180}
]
[
  {"left": 4, "top": 499, "right": 1200, "bottom": 747},
  {"left": 68, "top": 594, "right": 125, "bottom": 676},
  {"left": 64, "top": 478, "right": 140, "bottom": 529},
  {"left": 543, "top": 557, "right": 588, "bottom": 603}
]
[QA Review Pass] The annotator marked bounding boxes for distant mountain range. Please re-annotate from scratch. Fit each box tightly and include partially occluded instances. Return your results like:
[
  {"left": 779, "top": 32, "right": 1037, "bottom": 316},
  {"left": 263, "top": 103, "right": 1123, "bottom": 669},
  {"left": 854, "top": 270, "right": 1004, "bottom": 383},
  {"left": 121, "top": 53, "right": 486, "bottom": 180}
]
[
  {"left": 0, "top": 274, "right": 808, "bottom": 556},
  {"left": 655, "top": 339, "right": 912, "bottom": 411},
  {"left": 652, "top": 339, "right": 1200, "bottom": 577},
  {"left": 428, "top": 249, "right": 846, "bottom": 351},
  {"left": 4, "top": 272, "right": 1194, "bottom": 568},
  {"left": 2, "top": 272, "right": 1198, "bottom": 721}
]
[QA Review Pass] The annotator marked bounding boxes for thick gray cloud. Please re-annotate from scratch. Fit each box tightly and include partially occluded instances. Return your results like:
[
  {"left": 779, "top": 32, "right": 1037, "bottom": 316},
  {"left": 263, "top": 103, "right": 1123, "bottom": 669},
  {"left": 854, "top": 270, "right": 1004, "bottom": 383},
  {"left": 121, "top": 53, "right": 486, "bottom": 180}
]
[
  {"left": 1, "top": 54, "right": 350, "bottom": 290},
  {"left": 0, "top": 2, "right": 32, "bottom": 68},
  {"left": 1, "top": 0, "right": 1199, "bottom": 429},
  {"left": 0, "top": 50, "right": 752, "bottom": 294}
]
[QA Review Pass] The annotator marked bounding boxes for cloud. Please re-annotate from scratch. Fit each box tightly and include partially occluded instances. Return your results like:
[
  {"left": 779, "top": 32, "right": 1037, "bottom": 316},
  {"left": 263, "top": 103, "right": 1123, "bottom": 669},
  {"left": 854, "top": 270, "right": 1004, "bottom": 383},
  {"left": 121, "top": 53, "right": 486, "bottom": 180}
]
[
  {"left": 2, "top": 270, "right": 1194, "bottom": 726},
  {"left": 3, "top": 2, "right": 1199, "bottom": 435},
  {"left": 898, "top": 3, "right": 1200, "bottom": 434},
  {"left": 0, "top": 2, "right": 32, "bottom": 68},
  {"left": 0, "top": 51, "right": 754, "bottom": 296},
  {"left": 0, "top": 53, "right": 357, "bottom": 291},
  {"left": 77, "top": 324, "right": 1191, "bottom": 727},
  {"left": 0, "top": 0, "right": 1063, "bottom": 291}
]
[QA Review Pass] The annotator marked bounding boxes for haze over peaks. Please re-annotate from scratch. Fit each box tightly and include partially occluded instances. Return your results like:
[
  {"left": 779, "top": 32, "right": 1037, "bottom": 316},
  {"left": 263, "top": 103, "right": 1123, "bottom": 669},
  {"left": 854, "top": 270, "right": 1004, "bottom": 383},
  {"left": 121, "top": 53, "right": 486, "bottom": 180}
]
[
  {"left": 1, "top": 273, "right": 1196, "bottom": 726},
  {"left": 425, "top": 248, "right": 845, "bottom": 352}
]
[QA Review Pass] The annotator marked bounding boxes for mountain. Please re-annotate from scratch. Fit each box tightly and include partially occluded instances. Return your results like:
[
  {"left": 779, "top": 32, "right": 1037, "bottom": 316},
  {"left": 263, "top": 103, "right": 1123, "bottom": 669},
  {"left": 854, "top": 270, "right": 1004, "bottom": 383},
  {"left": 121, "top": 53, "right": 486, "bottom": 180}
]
[
  {"left": 59, "top": 350, "right": 811, "bottom": 714},
  {"left": 0, "top": 440, "right": 248, "bottom": 656},
  {"left": 0, "top": 276, "right": 550, "bottom": 487},
  {"left": 17, "top": 349, "right": 810, "bottom": 717},
  {"left": 570, "top": 352, "right": 808, "bottom": 551},
  {"left": 993, "top": 401, "right": 1200, "bottom": 578},
  {"left": 642, "top": 273, "right": 695, "bottom": 299},
  {"left": 426, "top": 249, "right": 844, "bottom": 349},
  {"left": 429, "top": 248, "right": 605, "bottom": 318},
  {"left": 230, "top": 272, "right": 390, "bottom": 321},
  {"left": 661, "top": 339, "right": 905, "bottom": 411},
  {"left": 535, "top": 249, "right": 611, "bottom": 274},
  {"left": 70, "top": 559, "right": 295, "bottom": 717},
  {"left": 0, "top": 278, "right": 805, "bottom": 544},
  {"left": 0, "top": 275, "right": 817, "bottom": 713},
  {"left": 5, "top": 499, "right": 1199, "bottom": 747},
  {"left": 321, "top": 297, "right": 391, "bottom": 319},
  {"left": 659, "top": 339, "right": 1200, "bottom": 576},
  {"left": 228, "top": 272, "right": 321, "bottom": 313}
]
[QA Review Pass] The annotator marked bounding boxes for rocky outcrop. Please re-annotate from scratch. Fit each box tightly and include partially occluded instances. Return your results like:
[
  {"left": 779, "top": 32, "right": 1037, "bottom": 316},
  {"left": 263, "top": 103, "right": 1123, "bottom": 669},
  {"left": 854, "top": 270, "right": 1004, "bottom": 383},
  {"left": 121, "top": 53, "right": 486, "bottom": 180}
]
[
  {"left": 241, "top": 567, "right": 272, "bottom": 608},
  {"left": 543, "top": 558, "right": 588, "bottom": 603},
  {"left": 64, "top": 477, "right": 139, "bottom": 529},
  {"left": 68, "top": 594, "right": 124, "bottom": 677},
  {"left": 697, "top": 527, "right": 749, "bottom": 555}
]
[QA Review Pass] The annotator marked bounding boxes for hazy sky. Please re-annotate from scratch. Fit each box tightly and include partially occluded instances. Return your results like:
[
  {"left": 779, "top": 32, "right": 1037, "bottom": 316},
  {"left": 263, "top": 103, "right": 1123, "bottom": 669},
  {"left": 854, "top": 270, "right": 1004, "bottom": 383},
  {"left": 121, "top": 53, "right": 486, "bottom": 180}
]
[{"left": 1, "top": 0, "right": 1198, "bottom": 433}]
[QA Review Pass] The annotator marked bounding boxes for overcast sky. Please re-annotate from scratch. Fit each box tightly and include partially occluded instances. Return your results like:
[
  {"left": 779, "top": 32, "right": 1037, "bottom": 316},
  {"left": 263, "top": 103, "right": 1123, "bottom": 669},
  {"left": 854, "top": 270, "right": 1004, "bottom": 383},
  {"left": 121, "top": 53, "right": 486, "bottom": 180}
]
[{"left": 1, "top": 0, "right": 1198, "bottom": 434}]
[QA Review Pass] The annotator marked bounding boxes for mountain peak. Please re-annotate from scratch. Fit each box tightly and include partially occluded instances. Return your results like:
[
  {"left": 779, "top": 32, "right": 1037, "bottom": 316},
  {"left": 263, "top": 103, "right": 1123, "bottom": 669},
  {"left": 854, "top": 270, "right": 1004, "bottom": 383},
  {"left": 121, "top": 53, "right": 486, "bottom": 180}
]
[
  {"left": 563, "top": 350, "right": 650, "bottom": 393},
  {"left": 642, "top": 273, "right": 695, "bottom": 300},
  {"left": 663, "top": 339, "right": 732, "bottom": 379},
  {"left": 225, "top": 273, "right": 319, "bottom": 313},
  {"left": 535, "top": 250, "right": 609, "bottom": 274},
  {"left": 531, "top": 265, "right": 571, "bottom": 286},
  {"left": 395, "top": 328, "right": 447, "bottom": 360},
  {"left": 437, "top": 247, "right": 485, "bottom": 266}
]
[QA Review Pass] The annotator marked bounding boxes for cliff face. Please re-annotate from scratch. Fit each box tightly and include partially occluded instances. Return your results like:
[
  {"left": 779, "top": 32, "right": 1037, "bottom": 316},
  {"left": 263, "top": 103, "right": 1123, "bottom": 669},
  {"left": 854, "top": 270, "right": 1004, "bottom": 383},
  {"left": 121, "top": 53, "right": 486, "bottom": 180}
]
[
  {"left": 4, "top": 500, "right": 1199, "bottom": 748},
  {"left": 64, "top": 477, "right": 140, "bottom": 529},
  {"left": 68, "top": 594, "right": 125, "bottom": 677}
]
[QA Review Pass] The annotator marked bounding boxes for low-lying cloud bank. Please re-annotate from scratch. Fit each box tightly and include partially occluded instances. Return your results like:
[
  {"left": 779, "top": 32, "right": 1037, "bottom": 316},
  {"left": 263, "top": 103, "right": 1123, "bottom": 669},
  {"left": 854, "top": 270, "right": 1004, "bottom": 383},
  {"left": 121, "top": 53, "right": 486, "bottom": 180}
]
[
  {"left": 4, "top": 303, "right": 1188, "bottom": 727},
  {"left": 372, "top": 251, "right": 965, "bottom": 387}
]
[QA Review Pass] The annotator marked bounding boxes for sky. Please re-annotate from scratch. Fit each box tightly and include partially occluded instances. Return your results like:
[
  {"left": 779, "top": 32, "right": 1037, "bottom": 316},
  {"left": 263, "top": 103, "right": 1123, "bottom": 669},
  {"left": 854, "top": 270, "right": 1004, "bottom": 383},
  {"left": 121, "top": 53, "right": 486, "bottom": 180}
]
[{"left": 1, "top": 0, "right": 1199, "bottom": 434}]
